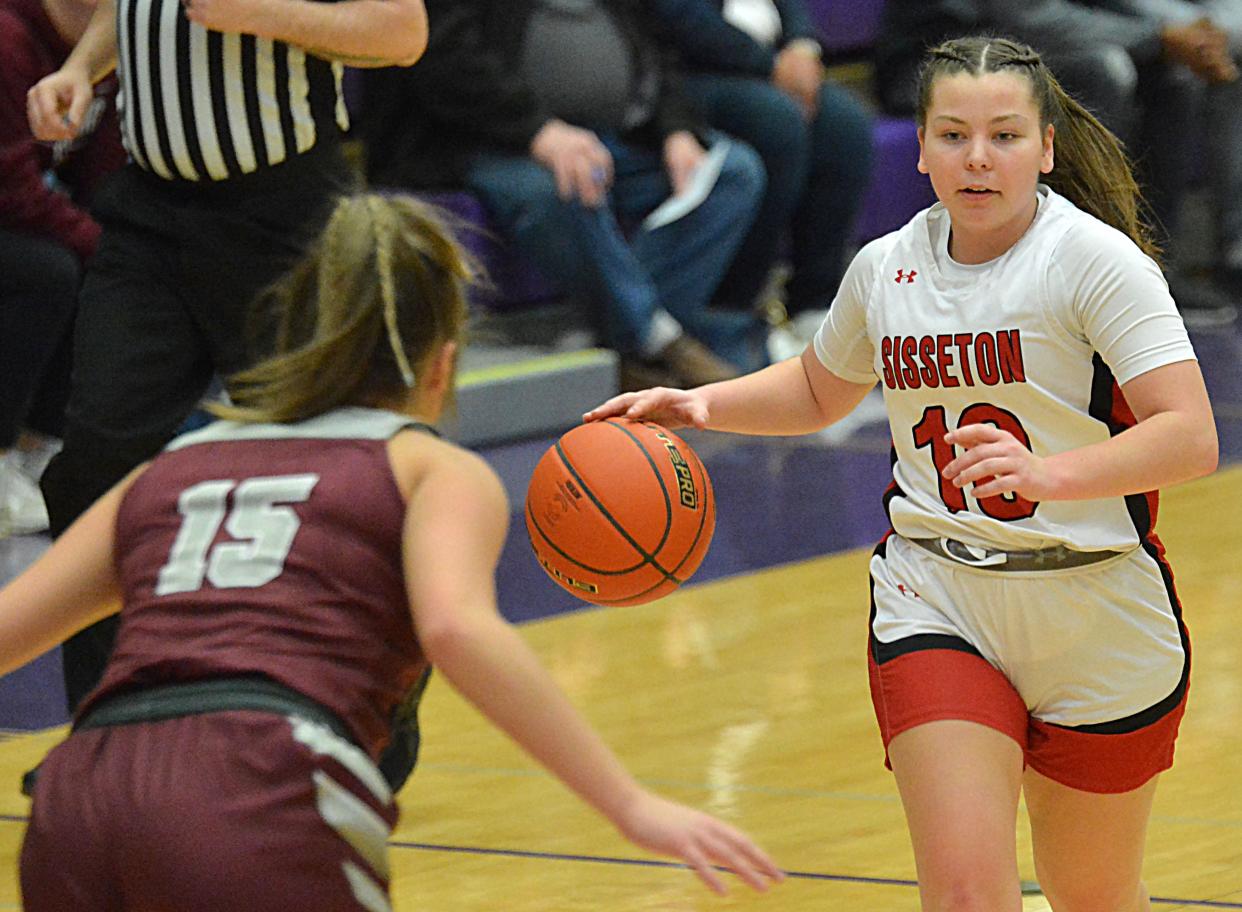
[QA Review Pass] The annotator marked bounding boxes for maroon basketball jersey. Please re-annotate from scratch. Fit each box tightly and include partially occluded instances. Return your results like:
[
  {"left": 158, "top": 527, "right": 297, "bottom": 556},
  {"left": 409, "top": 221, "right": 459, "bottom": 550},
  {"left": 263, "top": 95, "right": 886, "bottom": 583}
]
[{"left": 83, "top": 407, "right": 431, "bottom": 758}]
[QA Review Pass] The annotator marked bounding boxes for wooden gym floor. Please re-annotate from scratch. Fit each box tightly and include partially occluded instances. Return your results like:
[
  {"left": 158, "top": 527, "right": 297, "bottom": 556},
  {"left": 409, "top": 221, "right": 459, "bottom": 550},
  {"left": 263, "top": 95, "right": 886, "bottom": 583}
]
[{"left": 1, "top": 464, "right": 1239, "bottom": 909}]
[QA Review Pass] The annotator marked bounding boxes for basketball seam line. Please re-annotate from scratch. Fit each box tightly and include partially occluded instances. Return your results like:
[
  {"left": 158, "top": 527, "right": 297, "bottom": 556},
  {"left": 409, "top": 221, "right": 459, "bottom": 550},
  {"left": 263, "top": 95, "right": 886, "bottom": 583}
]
[
  {"left": 526, "top": 500, "right": 653, "bottom": 576},
  {"left": 602, "top": 421, "right": 678, "bottom": 558},
  {"left": 552, "top": 437, "right": 680, "bottom": 583}
]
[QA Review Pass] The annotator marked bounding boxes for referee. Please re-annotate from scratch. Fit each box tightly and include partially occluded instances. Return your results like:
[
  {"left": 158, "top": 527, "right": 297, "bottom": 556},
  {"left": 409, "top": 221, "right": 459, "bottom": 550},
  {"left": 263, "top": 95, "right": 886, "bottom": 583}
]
[{"left": 26, "top": 0, "right": 428, "bottom": 714}]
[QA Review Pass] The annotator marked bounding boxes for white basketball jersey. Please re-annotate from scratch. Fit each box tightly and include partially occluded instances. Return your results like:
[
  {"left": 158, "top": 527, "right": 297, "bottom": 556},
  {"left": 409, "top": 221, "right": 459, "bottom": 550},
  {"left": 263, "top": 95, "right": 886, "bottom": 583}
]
[{"left": 815, "top": 186, "right": 1197, "bottom": 552}]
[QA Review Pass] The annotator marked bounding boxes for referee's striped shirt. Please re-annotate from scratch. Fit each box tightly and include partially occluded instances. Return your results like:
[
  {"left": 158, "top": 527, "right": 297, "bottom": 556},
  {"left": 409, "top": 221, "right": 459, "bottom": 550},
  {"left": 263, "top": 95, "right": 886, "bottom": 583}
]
[{"left": 115, "top": 0, "right": 350, "bottom": 181}]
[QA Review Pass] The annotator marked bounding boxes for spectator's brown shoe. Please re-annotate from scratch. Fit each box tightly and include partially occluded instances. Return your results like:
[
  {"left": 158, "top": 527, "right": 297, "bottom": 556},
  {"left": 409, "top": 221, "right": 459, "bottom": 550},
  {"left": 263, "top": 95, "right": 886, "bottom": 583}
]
[
  {"left": 619, "top": 358, "right": 679, "bottom": 392},
  {"left": 656, "top": 335, "right": 740, "bottom": 387}
]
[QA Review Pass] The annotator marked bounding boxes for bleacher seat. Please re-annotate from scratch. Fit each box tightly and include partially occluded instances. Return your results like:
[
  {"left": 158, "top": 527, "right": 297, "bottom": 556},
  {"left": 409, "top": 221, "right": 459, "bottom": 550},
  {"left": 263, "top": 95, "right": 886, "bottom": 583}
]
[{"left": 415, "top": 191, "right": 559, "bottom": 312}]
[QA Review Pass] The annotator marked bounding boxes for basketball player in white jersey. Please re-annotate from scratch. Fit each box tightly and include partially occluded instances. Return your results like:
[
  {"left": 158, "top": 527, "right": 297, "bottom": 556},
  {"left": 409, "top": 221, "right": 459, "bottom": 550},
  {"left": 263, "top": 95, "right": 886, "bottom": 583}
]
[
  {"left": 0, "top": 194, "right": 783, "bottom": 909},
  {"left": 587, "top": 35, "right": 1218, "bottom": 912}
]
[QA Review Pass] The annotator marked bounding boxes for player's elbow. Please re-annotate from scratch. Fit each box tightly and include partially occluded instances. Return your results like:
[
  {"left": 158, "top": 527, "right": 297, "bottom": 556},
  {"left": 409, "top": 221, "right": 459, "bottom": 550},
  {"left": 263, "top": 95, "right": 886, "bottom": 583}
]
[
  {"left": 1190, "top": 425, "right": 1219, "bottom": 478},
  {"left": 416, "top": 611, "right": 497, "bottom": 667},
  {"left": 1171, "top": 409, "right": 1220, "bottom": 480},
  {"left": 416, "top": 617, "right": 469, "bottom": 664}
]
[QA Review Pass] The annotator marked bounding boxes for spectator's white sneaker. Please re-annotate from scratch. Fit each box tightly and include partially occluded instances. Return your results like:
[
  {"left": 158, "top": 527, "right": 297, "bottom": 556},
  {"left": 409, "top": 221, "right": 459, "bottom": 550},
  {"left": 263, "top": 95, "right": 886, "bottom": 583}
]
[
  {"left": 0, "top": 452, "right": 50, "bottom": 538},
  {"left": 15, "top": 435, "right": 62, "bottom": 482},
  {"left": 766, "top": 308, "right": 828, "bottom": 362}
]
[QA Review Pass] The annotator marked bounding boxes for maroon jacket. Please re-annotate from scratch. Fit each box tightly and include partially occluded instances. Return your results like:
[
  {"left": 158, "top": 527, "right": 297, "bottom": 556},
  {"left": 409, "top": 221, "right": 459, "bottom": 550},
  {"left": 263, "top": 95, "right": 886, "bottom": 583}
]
[{"left": 0, "top": 0, "right": 126, "bottom": 262}]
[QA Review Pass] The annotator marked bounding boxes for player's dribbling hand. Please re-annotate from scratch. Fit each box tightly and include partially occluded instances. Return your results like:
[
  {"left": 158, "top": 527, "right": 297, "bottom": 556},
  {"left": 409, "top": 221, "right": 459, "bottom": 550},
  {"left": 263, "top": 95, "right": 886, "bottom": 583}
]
[
  {"left": 943, "top": 422, "right": 1055, "bottom": 501},
  {"left": 583, "top": 387, "right": 709, "bottom": 430},
  {"left": 27, "top": 67, "right": 93, "bottom": 142},
  {"left": 613, "top": 791, "right": 784, "bottom": 895}
]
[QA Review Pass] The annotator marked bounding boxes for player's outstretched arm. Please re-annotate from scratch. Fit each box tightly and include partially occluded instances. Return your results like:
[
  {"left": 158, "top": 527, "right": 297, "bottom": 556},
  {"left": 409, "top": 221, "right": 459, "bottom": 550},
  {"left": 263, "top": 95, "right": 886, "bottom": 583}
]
[
  {"left": 0, "top": 467, "right": 139, "bottom": 678},
  {"left": 585, "top": 347, "right": 874, "bottom": 436},
  {"left": 400, "top": 445, "right": 784, "bottom": 894}
]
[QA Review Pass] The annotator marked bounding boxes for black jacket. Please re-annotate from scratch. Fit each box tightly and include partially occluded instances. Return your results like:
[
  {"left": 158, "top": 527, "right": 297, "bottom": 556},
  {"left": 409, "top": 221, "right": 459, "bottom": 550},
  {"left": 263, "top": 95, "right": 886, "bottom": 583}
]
[
  {"left": 648, "top": 0, "right": 820, "bottom": 78},
  {"left": 361, "top": 0, "right": 705, "bottom": 189}
]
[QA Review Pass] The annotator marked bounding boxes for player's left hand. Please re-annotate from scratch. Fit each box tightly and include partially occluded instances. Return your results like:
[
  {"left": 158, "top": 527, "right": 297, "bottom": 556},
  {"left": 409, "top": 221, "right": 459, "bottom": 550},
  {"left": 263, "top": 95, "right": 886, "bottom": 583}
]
[
  {"left": 943, "top": 423, "right": 1054, "bottom": 501},
  {"left": 612, "top": 791, "right": 784, "bottom": 895},
  {"left": 182, "top": 0, "right": 268, "bottom": 36}
]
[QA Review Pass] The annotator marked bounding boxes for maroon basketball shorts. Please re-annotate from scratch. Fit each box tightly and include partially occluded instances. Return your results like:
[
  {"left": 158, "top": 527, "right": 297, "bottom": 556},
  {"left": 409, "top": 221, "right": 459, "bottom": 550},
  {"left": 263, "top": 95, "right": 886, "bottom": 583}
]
[
  {"left": 866, "top": 535, "right": 1190, "bottom": 794},
  {"left": 21, "top": 711, "right": 396, "bottom": 911}
]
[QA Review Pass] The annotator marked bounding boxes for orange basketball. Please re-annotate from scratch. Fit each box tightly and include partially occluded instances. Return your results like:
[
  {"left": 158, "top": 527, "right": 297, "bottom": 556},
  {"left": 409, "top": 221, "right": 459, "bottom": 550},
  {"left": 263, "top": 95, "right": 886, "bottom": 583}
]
[{"left": 524, "top": 418, "right": 716, "bottom": 606}]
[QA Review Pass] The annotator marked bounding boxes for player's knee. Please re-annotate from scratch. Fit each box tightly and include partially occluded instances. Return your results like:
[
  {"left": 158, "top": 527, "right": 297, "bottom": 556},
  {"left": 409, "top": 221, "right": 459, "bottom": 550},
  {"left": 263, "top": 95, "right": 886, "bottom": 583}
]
[
  {"left": 1038, "top": 873, "right": 1147, "bottom": 912},
  {"left": 919, "top": 869, "right": 1019, "bottom": 912},
  {"left": 919, "top": 859, "right": 1023, "bottom": 912}
]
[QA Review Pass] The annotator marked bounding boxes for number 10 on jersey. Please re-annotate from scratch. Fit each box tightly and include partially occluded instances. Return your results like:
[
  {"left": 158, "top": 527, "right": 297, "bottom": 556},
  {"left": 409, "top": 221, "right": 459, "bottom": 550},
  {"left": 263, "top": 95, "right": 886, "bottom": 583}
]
[{"left": 913, "top": 404, "right": 1038, "bottom": 521}]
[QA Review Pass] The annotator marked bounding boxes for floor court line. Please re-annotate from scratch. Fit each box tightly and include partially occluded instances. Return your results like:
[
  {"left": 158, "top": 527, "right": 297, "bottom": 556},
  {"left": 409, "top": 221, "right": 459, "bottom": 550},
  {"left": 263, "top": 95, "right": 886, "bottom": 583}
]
[{"left": 388, "top": 840, "right": 923, "bottom": 886}]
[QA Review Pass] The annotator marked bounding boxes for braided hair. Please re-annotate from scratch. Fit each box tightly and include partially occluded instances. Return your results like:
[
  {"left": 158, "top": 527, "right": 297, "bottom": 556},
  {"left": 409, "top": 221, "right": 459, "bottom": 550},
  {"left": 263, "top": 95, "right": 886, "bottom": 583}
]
[
  {"left": 215, "top": 193, "right": 475, "bottom": 424},
  {"left": 916, "top": 35, "right": 1160, "bottom": 261}
]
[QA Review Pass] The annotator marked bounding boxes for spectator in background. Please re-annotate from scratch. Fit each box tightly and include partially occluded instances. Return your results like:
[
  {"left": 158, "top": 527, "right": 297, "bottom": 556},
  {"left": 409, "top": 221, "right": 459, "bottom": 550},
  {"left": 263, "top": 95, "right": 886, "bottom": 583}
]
[
  {"left": 874, "top": 0, "right": 1240, "bottom": 327},
  {"left": 0, "top": 0, "right": 125, "bottom": 538},
  {"left": 648, "top": 0, "right": 875, "bottom": 356},
  {"left": 1197, "top": 0, "right": 1242, "bottom": 296},
  {"left": 360, "top": 0, "right": 768, "bottom": 387}
]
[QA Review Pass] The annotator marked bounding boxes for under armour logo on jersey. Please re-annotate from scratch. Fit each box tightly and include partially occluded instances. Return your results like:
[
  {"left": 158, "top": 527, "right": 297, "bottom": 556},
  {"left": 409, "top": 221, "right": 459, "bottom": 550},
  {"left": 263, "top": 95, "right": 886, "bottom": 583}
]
[{"left": 895, "top": 269, "right": 918, "bottom": 284}]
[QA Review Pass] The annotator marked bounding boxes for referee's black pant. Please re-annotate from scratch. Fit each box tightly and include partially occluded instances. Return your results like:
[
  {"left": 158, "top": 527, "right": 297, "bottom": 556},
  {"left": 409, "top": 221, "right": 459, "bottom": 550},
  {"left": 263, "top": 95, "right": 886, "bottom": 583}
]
[{"left": 41, "top": 146, "right": 354, "bottom": 712}]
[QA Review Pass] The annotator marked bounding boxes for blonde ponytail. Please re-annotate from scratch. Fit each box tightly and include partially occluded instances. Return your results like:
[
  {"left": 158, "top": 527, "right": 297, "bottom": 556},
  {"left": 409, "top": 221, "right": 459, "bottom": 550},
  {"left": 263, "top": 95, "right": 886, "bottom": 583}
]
[{"left": 212, "top": 194, "right": 475, "bottom": 424}]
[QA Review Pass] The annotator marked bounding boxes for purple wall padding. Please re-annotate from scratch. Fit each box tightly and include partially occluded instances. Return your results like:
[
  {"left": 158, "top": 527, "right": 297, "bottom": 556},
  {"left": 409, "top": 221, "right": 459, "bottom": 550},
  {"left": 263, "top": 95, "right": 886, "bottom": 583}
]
[
  {"left": 852, "top": 117, "right": 938, "bottom": 245},
  {"left": 803, "top": 0, "right": 886, "bottom": 54}
]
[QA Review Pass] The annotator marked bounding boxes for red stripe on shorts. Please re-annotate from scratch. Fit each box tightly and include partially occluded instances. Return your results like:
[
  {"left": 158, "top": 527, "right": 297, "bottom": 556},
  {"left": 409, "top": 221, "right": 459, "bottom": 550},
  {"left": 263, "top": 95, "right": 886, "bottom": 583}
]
[{"left": 868, "top": 646, "right": 1029, "bottom": 759}]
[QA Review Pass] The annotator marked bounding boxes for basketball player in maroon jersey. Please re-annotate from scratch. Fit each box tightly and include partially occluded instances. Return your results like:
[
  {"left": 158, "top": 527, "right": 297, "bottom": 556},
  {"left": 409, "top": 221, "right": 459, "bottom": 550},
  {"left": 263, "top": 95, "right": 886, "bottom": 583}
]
[
  {"left": 0, "top": 194, "right": 783, "bottom": 909},
  {"left": 588, "top": 36, "right": 1218, "bottom": 912}
]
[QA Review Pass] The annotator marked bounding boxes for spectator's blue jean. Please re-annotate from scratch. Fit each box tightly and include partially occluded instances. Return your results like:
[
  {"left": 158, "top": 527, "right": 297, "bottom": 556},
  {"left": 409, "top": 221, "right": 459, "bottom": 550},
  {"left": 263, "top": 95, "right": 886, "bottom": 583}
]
[
  {"left": 680, "top": 76, "right": 874, "bottom": 314},
  {"left": 466, "top": 133, "right": 764, "bottom": 358}
]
